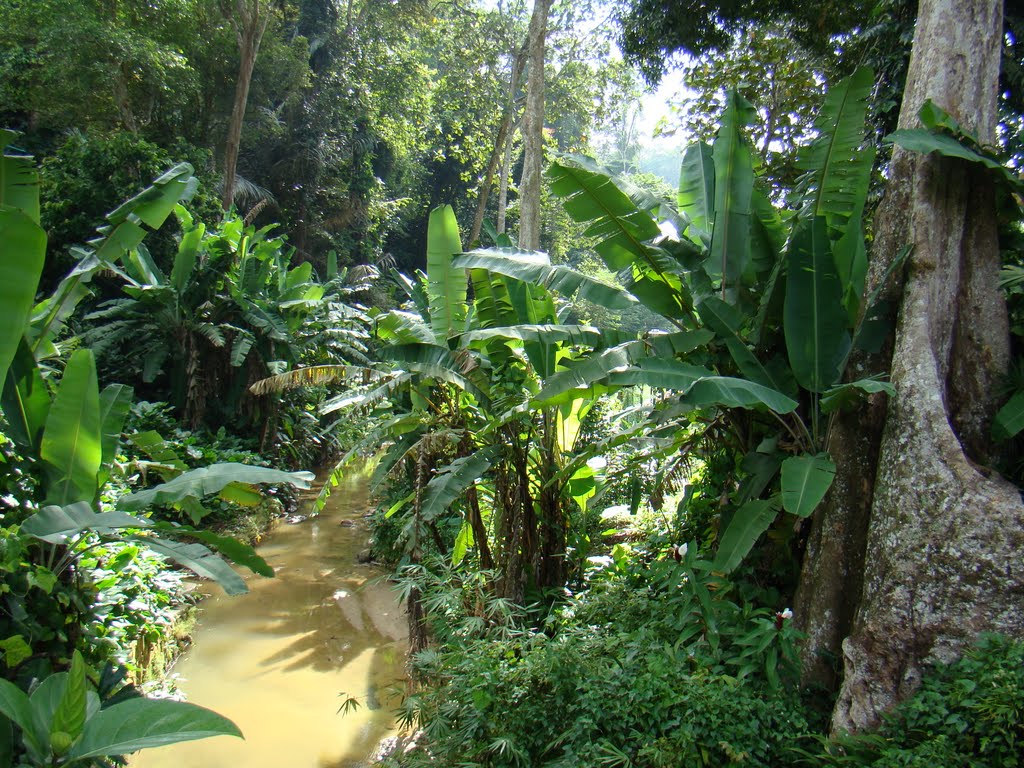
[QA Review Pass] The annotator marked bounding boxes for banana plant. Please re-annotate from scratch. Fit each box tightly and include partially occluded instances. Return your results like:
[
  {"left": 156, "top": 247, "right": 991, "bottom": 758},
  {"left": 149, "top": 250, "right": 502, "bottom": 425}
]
[
  {"left": 0, "top": 150, "right": 310, "bottom": 595},
  {"left": 253, "top": 205, "right": 634, "bottom": 598},
  {"left": 532, "top": 67, "right": 896, "bottom": 572},
  {"left": 84, "top": 207, "right": 368, "bottom": 431}
]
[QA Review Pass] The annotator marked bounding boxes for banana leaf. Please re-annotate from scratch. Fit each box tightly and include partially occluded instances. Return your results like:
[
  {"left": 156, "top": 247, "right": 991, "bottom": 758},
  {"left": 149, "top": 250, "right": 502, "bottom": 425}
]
[
  {"left": 40, "top": 350, "right": 102, "bottom": 506},
  {"left": 714, "top": 497, "right": 781, "bottom": 573},
  {"left": 97, "top": 385, "right": 133, "bottom": 468},
  {"left": 68, "top": 698, "right": 240, "bottom": 759},
  {"left": 780, "top": 453, "right": 836, "bottom": 517},
  {"left": 426, "top": 205, "right": 466, "bottom": 340},
  {"left": 683, "top": 377, "right": 798, "bottom": 414},
  {"left": 546, "top": 157, "right": 661, "bottom": 271},
  {"left": 677, "top": 141, "right": 715, "bottom": 244},
  {"left": 0, "top": 207, "right": 45, "bottom": 383},
  {"left": 994, "top": 389, "right": 1024, "bottom": 441},
  {"left": 419, "top": 447, "right": 499, "bottom": 523},
  {"left": 820, "top": 377, "right": 895, "bottom": 413},
  {"left": 784, "top": 217, "right": 850, "bottom": 393},
  {"left": 0, "top": 130, "right": 39, "bottom": 221},
  {"left": 118, "top": 464, "right": 313, "bottom": 512},
  {"left": 708, "top": 91, "right": 756, "bottom": 289},
  {"left": 454, "top": 249, "right": 636, "bottom": 310},
  {"left": 456, "top": 324, "right": 604, "bottom": 347},
  {"left": 794, "top": 66, "right": 875, "bottom": 235},
  {"left": 1, "top": 339, "right": 50, "bottom": 451}
]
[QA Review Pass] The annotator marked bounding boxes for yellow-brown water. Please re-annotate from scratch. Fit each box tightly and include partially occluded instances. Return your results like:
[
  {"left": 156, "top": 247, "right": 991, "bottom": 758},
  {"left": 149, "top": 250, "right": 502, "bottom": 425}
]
[{"left": 134, "top": 471, "right": 407, "bottom": 768}]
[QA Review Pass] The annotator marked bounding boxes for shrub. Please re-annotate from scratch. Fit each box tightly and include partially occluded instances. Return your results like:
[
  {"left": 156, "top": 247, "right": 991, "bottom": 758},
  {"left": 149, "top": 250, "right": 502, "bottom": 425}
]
[
  {"left": 811, "top": 634, "right": 1024, "bottom": 767},
  {"left": 384, "top": 555, "right": 812, "bottom": 768}
]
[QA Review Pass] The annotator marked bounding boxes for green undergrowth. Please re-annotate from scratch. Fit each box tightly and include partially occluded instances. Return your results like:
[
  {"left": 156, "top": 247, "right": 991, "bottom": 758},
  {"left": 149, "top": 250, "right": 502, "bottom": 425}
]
[
  {"left": 805, "top": 633, "right": 1024, "bottom": 767},
  {"left": 381, "top": 548, "right": 816, "bottom": 768},
  {"left": 373, "top": 537, "right": 1024, "bottom": 768}
]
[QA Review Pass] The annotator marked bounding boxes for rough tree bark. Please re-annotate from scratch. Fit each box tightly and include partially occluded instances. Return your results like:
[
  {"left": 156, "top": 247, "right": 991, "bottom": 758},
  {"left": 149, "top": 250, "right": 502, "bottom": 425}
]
[
  {"left": 221, "top": 0, "right": 271, "bottom": 212},
  {"left": 818, "top": 0, "right": 1024, "bottom": 733},
  {"left": 517, "top": 0, "right": 551, "bottom": 250}
]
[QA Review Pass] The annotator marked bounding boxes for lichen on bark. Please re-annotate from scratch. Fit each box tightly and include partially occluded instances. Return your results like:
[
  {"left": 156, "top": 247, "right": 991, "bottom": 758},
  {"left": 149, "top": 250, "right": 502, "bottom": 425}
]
[{"left": 827, "top": 0, "right": 1024, "bottom": 733}]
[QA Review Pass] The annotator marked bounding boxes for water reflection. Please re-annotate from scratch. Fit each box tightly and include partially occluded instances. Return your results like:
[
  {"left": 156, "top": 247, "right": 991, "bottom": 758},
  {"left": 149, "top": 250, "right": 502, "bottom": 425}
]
[{"left": 134, "top": 471, "right": 407, "bottom": 768}]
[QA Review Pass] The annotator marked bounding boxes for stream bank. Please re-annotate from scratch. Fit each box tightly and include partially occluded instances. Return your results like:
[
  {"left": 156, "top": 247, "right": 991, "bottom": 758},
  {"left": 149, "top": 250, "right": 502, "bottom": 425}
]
[{"left": 134, "top": 467, "right": 408, "bottom": 768}]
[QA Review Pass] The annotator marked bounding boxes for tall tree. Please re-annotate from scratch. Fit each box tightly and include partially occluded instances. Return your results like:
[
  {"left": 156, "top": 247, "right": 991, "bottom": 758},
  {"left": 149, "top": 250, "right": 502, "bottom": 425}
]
[
  {"left": 822, "top": 0, "right": 1023, "bottom": 732},
  {"left": 517, "top": 0, "right": 552, "bottom": 250},
  {"left": 220, "top": 0, "right": 272, "bottom": 212}
]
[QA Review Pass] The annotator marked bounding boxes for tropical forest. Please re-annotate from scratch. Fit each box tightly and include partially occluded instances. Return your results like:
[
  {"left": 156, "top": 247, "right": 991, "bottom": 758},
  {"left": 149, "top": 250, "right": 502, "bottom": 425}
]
[{"left": 1, "top": 0, "right": 1024, "bottom": 765}]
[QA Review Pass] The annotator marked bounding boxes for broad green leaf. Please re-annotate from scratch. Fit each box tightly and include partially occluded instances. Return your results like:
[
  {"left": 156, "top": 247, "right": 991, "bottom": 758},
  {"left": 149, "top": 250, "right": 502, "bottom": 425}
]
[
  {"left": 320, "top": 373, "right": 411, "bottom": 415},
  {"left": 537, "top": 342, "right": 636, "bottom": 401},
  {"left": 684, "top": 377, "right": 798, "bottom": 414},
  {"left": 698, "top": 296, "right": 796, "bottom": 394},
  {"left": 98, "top": 385, "right": 133, "bottom": 467},
  {"left": 546, "top": 157, "right": 661, "bottom": 271},
  {"left": 0, "top": 636, "right": 31, "bottom": 668},
  {"left": 714, "top": 498, "right": 780, "bottom": 573},
  {"left": 384, "top": 492, "right": 415, "bottom": 519},
  {"left": 677, "top": 141, "right": 715, "bottom": 243},
  {"left": 420, "top": 448, "right": 499, "bottom": 523},
  {"left": 780, "top": 453, "right": 836, "bottom": 517},
  {"left": 456, "top": 324, "right": 603, "bottom": 348},
  {"left": 217, "top": 482, "right": 263, "bottom": 506},
  {"left": 170, "top": 209, "right": 204, "bottom": 294},
  {"left": 426, "top": 205, "right": 466, "bottom": 340},
  {"left": 40, "top": 350, "right": 103, "bottom": 505},
  {"left": 0, "top": 712, "right": 12, "bottom": 768},
  {"left": 608, "top": 359, "right": 713, "bottom": 390},
  {"left": 21, "top": 503, "right": 151, "bottom": 544},
  {"left": 820, "top": 378, "right": 896, "bottom": 413},
  {"left": 128, "top": 431, "right": 187, "bottom": 473},
  {"left": 373, "top": 310, "right": 434, "bottom": 345},
  {"left": 29, "top": 251, "right": 103, "bottom": 357},
  {"left": 230, "top": 331, "right": 254, "bottom": 367},
  {"left": 453, "top": 250, "right": 636, "bottom": 310},
  {"left": 104, "top": 163, "right": 197, "bottom": 231},
  {"left": 452, "top": 520, "right": 473, "bottom": 566},
  {"left": 118, "top": 464, "right": 313, "bottom": 511},
  {"left": 149, "top": 523, "right": 273, "bottom": 578},
  {"left": 784, "top": 218, "right": 850, "bottom": 393},
  {"left": 994, "top": 389, "right": 1024, "bottom": 441},
  {"left": 69, "top": 698, "right": 241, "bottom": 759},
  {"left": 885, "top": 129, "right": 1011, "bottom": 175},
  {"left": 1, "top": 339, "right": 50, "bottom": 451},
  {"left": 134, "top": 537, "right": 249, "bottom": 595},
  {"left": 0, "top": 681, "right": 33, "bottom": 740},
  {"left": 0, "top": 207, "right": 46, "bottom": 383},
  {"left": 833, "top": 217, "right": 868, "bottom": 324},
  {"left": 378, "top": 344, "right": 490, "bottom": 407},
  {"left": 795, "top": 67, "right": 875, "bottom": 235},
  {"left": 735, "top": 449, "right": 783, "bottom": 508},
  {"left": 50, "top": 652, "right": 87, "bottom": 747},
  {"left": 708, "top": 91, "right": 755, "bottom": 289}
]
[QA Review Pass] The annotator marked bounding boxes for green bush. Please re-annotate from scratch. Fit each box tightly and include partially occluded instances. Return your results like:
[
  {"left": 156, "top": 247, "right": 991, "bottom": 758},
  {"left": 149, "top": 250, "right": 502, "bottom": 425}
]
[
  {"left": 811, "top": 634, "right": 1024, "bottom": 767},
  {"left": 811, "top": 634, "right": 1019, "bottom": 765},
  {"left": 385, "top": 555, "right": 811, "bottom": 768}
]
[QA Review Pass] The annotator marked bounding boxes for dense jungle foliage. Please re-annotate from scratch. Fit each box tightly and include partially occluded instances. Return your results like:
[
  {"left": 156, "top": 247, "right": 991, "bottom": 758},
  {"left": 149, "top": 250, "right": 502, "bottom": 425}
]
[{"left": 1, "top": 0, "right": 1023, "bottom": 766}]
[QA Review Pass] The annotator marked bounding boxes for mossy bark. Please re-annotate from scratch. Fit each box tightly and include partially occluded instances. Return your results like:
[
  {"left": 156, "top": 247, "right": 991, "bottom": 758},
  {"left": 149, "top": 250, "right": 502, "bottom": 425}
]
[{"left": 826, "top": 0, "right": 1024, "bottom": 733}]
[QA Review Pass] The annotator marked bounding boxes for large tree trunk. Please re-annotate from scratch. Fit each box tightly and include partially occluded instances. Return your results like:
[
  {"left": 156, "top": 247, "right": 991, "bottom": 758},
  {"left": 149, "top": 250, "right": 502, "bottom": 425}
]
[
  {"left": 222, "top": 0, "right": 270, "bottom": 212},
  {"left": 517, "top": 0, "right": 551, "bottom": 250},
  {"left": 827, "top": 0, "right": 1024, "bottom": 733}
]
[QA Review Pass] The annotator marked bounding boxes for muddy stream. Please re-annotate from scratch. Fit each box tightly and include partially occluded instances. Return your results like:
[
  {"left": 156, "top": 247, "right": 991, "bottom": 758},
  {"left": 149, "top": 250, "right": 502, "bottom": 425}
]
[{"left": 135, "top": 468, "right": 407, "bottom": 768}]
